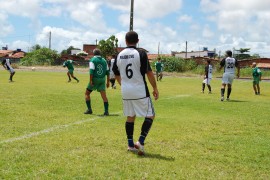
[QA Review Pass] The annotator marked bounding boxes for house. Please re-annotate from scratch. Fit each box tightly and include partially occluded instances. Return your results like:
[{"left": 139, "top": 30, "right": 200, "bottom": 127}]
[{"left": 173, "top": 47, "right": 216, "bottom": 58}]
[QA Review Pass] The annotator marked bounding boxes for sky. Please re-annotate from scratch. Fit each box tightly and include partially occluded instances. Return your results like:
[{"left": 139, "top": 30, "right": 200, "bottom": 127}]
[{"left": 1, "top": 0, "right": 270, "bottom": 57}]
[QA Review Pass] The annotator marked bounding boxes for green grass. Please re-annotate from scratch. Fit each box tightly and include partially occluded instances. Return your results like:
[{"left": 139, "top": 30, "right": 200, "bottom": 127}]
[{"left": 1, "top": 68, "right": 270, "bottom": 179}]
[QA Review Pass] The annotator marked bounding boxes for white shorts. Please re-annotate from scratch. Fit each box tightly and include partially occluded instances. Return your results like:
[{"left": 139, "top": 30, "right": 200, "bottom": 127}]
[
  {"left": 8, "top": 68, "right": 15, "bottom": 74},
  {"left": 203, "top": 78, "right": 211, "bottom": 85},
  {"left": 123, "top": 97, "right": 155, "bottom": 117},
  {"left": 222, "top": 73, "right": 235, "bottom": 84}
]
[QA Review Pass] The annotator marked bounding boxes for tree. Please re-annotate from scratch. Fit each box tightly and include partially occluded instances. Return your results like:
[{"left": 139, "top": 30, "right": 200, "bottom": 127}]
[
  {"left": 31, "top": 44, "right": 42, "bottom": 51},
  {"left": 21, "top": 47, "right": 60, "bottom": 66},
  {"left": 239, "top": 48, "right": 250, "bottom": 54},
  {"left": 97, "top": 35, "right": 118, "bottom": 58}
]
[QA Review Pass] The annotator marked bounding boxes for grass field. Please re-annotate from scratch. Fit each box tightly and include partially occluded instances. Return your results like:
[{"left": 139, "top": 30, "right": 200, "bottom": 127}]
[{"left": 1, "top": 67, "right": 270, "bottom": 179}]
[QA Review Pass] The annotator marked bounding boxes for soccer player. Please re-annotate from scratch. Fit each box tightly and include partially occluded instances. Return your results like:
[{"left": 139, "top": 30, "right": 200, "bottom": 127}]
[
  {"left": 63, "top": 58, "right": 79, "bottom": 83},
  {"left": 113, "top": 31, "right": 159, "bottom": 155},
  {"left": 219, "top": 50, "right": 240, "bottom": 101},
  {"left": 1, "top": 54, "right": 15, "bottom": 82},
  {"left": 109, "top": 55, "right": 116, "bottom": 89},
  {"left": 202, "top": 59, "right": 213, "bottom": 94},
  {"left": 84, "top": 48, "right": 110, "bottom": 116},
  {"left": 252, "top": 62, "right": 262, "bottom": 95},
  {"left": 155, "top": 57, "right": 164, "bottom": 81}
]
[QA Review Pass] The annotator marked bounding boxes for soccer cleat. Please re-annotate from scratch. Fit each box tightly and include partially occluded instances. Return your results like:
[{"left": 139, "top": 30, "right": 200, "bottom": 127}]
[
  {"left": 221, "top": 96, "right": 224, "bottom": 101},
  {"left": 201, "top": 91, "right": 204, "bottom": 93},
  {"left": 84, "top": 109, "right": 93, "bottom": 114},
  {"left": 226, "top": 98, "right": 230, "bottom": 101},
  {"left": 103, "top": 112, "right": 109, "bottom": 116},
  {"left": 134, "top": 141, "right": 145, "bottom": 155},
  {"left": 77, "top": 79, "right": 79, "bottom": 83},
  {"left": 68, "top": 80, "right": 71, "bottom": 82},
  {"left": 127, "top": 146, "right": 138, "bottom": 153},
  {"left": 208, "top": 91, "right": 212, "bottom": 94}
]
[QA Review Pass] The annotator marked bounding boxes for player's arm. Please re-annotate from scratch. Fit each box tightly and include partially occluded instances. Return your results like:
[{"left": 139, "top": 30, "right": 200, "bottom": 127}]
[
  {"left": 147, "top": 71, "right": 159, "bottom": 100},
  {"left": 219, "top": 59, "right": 225, "bottom": 71},
  {"left": 106, "top": 64, "right": 110, "bottom": 88},
  {"left": 89, "top": 62, "right": 95, "bottom": 85},
  {"left": 112, "top": 57, "right": 121, "bottom": 85}
]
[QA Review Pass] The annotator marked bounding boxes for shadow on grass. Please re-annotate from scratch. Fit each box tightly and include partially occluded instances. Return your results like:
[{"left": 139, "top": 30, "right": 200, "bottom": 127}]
[
  {"left": 138, "top": 153, "right": 175, "bottom": 161},
  {"left": 227, "top": 100, "right": 248, "bottom": 103},
  {"left": 97, "top": 114, "right": 120, "bottom": 117}
]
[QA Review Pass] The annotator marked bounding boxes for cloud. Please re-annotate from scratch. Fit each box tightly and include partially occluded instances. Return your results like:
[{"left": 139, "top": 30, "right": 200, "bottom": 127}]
[{"left": 178, "top": 15, "right": 192, "bottom": 23}]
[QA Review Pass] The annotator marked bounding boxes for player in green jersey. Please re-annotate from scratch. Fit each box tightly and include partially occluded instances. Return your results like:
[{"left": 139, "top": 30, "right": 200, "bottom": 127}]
[
  {"left": 155, "top": 57, "right": 164, "bottom": 81},
  {"left": 63, "top": 58, "right": 79, "bottom": 83},
  {"left": 252, "top": 62, "right": 262, "bottom": 95},
  {"left": 84, "top": 49, "right": 110, "bottom": 115}
]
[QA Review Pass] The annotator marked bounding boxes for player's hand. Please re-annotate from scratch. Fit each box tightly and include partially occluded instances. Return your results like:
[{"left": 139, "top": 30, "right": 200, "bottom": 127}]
[{"left": 153, "top": 88, "right": 159, "bottom": 100}]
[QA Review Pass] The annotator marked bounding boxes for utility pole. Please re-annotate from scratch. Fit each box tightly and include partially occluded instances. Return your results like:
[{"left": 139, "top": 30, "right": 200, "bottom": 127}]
[
  {"left": 185, "top": 41, "right": 187, "bottom": 59},
  {"left": 49, "top": 31, "right": 51, "bottom": 49},
  {"left": 129, "top": 0, "right": 134, "bottom": 31}
]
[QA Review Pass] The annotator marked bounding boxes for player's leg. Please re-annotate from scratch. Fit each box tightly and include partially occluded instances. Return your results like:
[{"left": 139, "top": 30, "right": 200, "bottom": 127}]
[
  {"left": 84, "top": 88, "right": 93, "bottom": 114},
  {"left": 202, "top": 83, "right": 205, "bottom": 93},
  {"left": 156, "top": 71, "right": 159, "bottom": 81},
  {"left": 221, "top": 83, "right": 226, "bottom": 101},
  {"left": 159, "top": 72, "right": 163, "bottom": 81},
  {"left": 253, "top": 81, "right": 257, "bottom": 95},
  {"left": 207, "top": 79, "right": 212, "bottom": 93},
  {"left": 257, "top": 83, "right": 260, "bottom": 95},
  {"left": 134, "top": 98, "right": 155, "bottom": 155},
  {"left": 126, "top": 116, "right": 137, "bottom": 152},
  {"left": 227, "top": 84, "right": 232, "bottom": 100},
  {"left": 67, "top": 72, "right": 71, "bottom": 82},
  {"left": 10, "top": 72, "right": 15, "bottom": 82},
  {"left": 70, "top": 71, "right": 79, "bottom": 82},
  {"left": 100, "top": 90, "right": 109, "bottom": 115}
]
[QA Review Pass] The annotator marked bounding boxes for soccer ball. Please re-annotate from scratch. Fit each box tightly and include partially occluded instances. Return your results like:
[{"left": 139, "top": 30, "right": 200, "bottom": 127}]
[{"left": 31, "top": 67, "right": 36, "bottom": 71}]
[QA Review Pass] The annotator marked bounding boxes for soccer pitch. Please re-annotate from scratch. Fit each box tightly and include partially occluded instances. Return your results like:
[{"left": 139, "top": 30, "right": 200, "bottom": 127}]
[{"left": 1, "top": 69, "right": 270, "bottom": 179}]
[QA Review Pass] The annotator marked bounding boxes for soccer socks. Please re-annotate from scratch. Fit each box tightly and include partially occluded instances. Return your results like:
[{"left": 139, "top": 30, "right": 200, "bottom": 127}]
[
  {"left": 221, "top": 88, "right": 225, "bottom": 97},
  {"left": 202, "top": 83, "right": 205, "bottom": 92},
  {"left": 104, "top": 102, "right": 109, "bottom": 113},
  {"left": 125, "top": 122, "right": 134, "bottom": 147},
  {"left": 227, "top": 88, "right": 232, "bottom": 98},
  {"left": 139, "top": 118, "right": 153, "bottom": 145},
  {"left": 86, "top": 100, "right": 91, "bottom": 110},
  {"left": 207, "top": 85, "right": 211, "bottom": 92}
]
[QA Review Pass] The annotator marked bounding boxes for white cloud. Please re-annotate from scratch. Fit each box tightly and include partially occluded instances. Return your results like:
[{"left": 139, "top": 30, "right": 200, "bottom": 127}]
[
  {"left": 202, "top": 25, "right": 214, "bottom": 38},
  {"left": 178, "top": 15, "right": 192, "bottom": 23}
]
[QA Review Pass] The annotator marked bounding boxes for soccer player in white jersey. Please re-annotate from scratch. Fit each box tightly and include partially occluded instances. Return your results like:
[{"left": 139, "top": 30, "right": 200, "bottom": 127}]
[
  {"left": 1, "top": 54, "right": 16, "bottom": 82},
  {"left": 113, "top": 31, "right": 159, "bottom": 155},
  {"left": 202, "top": 59, "right": 213, "bottom": 94},
  {"left": 219, "top": 50, "right": 240, "bottom": 101}
]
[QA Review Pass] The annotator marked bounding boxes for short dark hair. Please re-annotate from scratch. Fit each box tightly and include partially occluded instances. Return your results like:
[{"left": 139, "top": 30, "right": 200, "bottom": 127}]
[
  {"left": 207, "top": 59, "right": 211, "bottom": 64},
  {"left": 226, "top": 50, "right": 232, "bottom": 57},
  {"left": 93, "top": 48, "right": 101, "bottom": 55},
  {"left": 125, "top": 31, "right": 139, "bottom": 44}
]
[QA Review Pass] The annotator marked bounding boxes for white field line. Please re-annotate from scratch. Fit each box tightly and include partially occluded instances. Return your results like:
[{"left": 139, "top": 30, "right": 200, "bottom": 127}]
[
  {"left": 0, "top": 113, "right": 121, "bottom": 144},
  {"left": 1, "top": 94, "right": 188, "bottom": 145}
]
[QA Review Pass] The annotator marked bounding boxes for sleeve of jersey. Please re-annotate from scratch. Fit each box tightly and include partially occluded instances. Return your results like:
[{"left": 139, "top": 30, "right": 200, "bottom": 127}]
[
  {"left": 220, "top": 59, "right": 225, "bottom": 66},
  {"left": 112, "top": 58, "right": 120, "bottom": 76},
  {"left": 140, "top": 50, "right": 152, "bottom": 74},
  {"left": 89, "top": 62, "right": 95, "bottom": 75}
]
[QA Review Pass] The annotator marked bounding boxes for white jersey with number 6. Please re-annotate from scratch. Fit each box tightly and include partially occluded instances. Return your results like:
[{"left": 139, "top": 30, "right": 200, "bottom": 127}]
[{"left": 113, "top": 46, "right": 151, "bottom": 100}]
